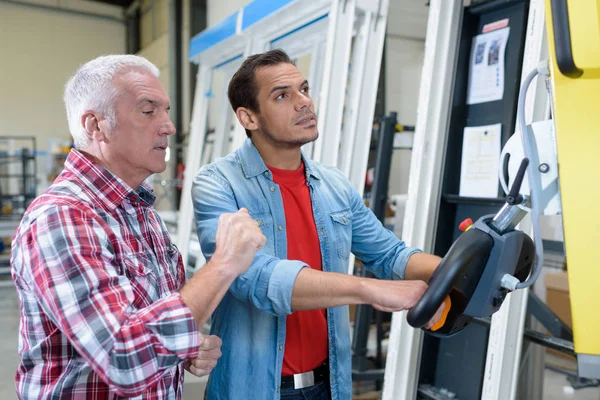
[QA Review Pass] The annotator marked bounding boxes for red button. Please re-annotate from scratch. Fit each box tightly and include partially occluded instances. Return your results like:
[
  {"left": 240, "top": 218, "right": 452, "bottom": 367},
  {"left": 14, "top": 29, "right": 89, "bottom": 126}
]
[{"left": 459, "top": 218, "right": 473, "bottom": 232}]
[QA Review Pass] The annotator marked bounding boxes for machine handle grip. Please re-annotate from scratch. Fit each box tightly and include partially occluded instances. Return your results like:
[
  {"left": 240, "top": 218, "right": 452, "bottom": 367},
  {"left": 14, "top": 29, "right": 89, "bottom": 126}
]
[
  {"left": 406, "top": 229, "right": 494, "bottom": 329},
  {"left": 551, "top": 0, "right": 584, "bottom": 78}
]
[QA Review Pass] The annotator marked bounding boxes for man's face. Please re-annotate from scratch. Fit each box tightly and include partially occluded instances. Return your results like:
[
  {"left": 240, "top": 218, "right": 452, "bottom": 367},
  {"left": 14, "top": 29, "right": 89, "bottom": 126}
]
[
  {"left": 103, "top": 69, "right": 175, "bottom": 180},
  {"left": 253, "top": 63, "right": 318, "bottom": 147}
]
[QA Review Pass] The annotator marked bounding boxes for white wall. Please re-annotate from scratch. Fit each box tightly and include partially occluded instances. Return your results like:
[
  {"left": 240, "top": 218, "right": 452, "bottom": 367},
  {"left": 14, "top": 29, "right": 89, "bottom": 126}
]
[
  {"left": 138, "top": 0, "right": 171, "bottom": 93},
  {"left": 207, "top": 0, "right": 248, "bottom": 26},
  {"left": 385, "top": 38, "right": 426, "bottom": 127},
  {"left": 0, "top": 1, "right": 126, "bottom": 151},
  {"left": 385, "top": 0, "right": 428, "bottom": 123},
  {"left": 385, "top": 1, "right": 428, "bottom": 196},
  {"left": 204, "top": 0, "right": 249, "bottom": 133}
]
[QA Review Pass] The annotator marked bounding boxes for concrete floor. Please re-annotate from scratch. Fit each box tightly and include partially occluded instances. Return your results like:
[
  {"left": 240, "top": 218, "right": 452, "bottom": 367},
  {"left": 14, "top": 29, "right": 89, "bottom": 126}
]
[
  {"left": 0, "top": 285, "right": 598, "bottom": 399},
  {"left": 542, "top": 353, "right": 600, "bottom": 400},
  {"left": 0, "top": 285, "right": 20, "bottom": 399}
]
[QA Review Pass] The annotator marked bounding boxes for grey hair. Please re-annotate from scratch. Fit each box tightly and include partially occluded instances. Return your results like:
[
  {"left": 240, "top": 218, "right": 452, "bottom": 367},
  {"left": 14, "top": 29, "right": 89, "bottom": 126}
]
[{"left": 63, "top": 55, "right": 160, "bottom": 149}]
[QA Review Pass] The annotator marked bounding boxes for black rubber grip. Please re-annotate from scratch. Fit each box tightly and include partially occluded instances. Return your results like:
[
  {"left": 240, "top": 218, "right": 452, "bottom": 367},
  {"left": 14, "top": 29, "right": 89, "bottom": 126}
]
[
  {"left": 551, "top": 0, "right": 583, "bottom": 78},
  {"left": 407, "top": 228, "right": 494, "bottom": 329}
]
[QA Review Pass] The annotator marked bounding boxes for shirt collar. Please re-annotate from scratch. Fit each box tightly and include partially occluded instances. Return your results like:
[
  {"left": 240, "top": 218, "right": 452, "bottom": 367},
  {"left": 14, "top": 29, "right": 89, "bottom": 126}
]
[
  {"left": 238, "top": 138, "right": 321, "bottom": 182},
  {"left": 61, "top": 149, "right": 156, "bottom": 210}
]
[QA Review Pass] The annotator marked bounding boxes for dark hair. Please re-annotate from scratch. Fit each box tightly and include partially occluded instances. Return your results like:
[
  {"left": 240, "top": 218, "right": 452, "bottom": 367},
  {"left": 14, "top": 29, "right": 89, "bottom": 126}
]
[{"left": 228, "top": 49, "right": 294, "bottom": 137}]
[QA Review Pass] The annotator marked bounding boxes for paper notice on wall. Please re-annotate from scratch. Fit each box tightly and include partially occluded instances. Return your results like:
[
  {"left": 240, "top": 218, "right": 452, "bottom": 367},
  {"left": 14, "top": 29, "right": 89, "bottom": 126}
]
[
  {"left": 459, "top": 124, "right": 502, "bottom": 198},
  {"left": 466, "top": 27, "right": 510, "bottom": 105}
]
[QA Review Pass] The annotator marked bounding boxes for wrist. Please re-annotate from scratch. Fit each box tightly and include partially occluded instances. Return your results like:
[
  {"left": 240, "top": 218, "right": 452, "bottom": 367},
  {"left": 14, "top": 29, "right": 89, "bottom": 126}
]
[
  {"left": 404, "top": 253, "right": 441, "bottom": 282},
  {"left": 357, "top": 278, "right": 374, "bottom": 305},
  {"left": 204, "top": 256, "right": 239, "bottom": 281}
]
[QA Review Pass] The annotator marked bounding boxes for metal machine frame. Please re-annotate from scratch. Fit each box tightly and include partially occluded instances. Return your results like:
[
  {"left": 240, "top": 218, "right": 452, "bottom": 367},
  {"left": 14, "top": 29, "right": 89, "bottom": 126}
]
[
  {"left": 383, "top": 0, "right": 553, "bottom": 399},
  {"left": 384, "top": 0, "right": 600, "bottom": 398},
  {"left": 481, "top": 2, "right": 550, "bottom": 398}
]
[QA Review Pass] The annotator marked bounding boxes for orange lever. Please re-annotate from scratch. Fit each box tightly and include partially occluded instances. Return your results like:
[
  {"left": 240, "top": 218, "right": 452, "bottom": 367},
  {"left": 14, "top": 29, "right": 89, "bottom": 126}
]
[{"left": 429, "top": 296, "right": 452, "bottom": 332}]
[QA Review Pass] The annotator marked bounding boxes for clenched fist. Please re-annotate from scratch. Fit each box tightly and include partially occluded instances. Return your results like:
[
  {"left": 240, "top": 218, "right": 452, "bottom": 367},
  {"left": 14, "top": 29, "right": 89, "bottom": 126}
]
[
  {"left": 211, "top": 208, "right": 266, "bottom": 276},
  {"left": 185, "top": 334, "right": 223, "bottom": 377}
]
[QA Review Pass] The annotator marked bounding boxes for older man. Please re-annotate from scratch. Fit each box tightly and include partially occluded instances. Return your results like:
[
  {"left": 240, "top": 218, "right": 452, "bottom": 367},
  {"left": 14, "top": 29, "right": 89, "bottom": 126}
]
[{"left": 10, "top": 55, "right": 265, "bottom": 399}]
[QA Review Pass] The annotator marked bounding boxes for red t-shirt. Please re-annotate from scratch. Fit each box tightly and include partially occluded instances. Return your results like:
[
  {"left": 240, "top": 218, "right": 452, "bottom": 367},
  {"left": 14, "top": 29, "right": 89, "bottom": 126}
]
[{"left": 268, "top": 162, "right": 328, "bottom": 376}]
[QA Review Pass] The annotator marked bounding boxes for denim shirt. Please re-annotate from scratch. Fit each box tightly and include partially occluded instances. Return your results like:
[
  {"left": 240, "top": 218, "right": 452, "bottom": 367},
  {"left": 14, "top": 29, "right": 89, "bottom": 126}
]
[{"left": 192, "top": 139, "right": 421, "bottom": 399}]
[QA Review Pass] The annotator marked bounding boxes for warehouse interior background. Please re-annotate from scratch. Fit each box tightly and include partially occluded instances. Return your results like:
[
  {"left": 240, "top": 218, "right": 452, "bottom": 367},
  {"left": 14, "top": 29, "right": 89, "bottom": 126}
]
[{"left": 0, "top": 0, "right": 598, "bottom": 398}]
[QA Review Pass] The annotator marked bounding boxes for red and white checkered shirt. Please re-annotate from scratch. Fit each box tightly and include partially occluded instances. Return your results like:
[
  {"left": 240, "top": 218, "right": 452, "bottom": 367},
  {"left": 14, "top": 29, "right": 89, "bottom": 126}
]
[{"left": 11, "top": 149, "right": 201, "bottom": 399}]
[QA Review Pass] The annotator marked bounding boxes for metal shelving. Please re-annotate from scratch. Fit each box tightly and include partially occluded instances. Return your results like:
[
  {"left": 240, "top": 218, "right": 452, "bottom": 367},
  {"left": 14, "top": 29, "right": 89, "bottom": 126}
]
[{"left": 0, "top": 136, "right": 38, "bottom": 286}]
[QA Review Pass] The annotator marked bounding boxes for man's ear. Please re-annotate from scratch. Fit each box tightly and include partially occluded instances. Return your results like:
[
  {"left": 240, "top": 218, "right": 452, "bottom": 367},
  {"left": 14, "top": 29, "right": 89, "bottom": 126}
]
[
  {"left": 235, "top": 107, "right": 259, "bottom": 132},
  {"left": 82, "top": 111, "right": 109, "bottom": 143}
]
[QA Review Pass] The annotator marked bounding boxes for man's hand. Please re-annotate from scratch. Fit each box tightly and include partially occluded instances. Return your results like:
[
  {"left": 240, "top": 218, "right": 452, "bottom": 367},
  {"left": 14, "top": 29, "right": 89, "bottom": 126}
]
[
  {"left": 179, "top": 208, "right": 266, "bottom": 328},
  {"left": 185, "top": 334, "right": 223, "bottom": 377},
  {"left": 360, "top": 279, "right": 446, "bottom": 329},
  {"left": 211, "top": 208, "right": 266, "bottom": 276}
]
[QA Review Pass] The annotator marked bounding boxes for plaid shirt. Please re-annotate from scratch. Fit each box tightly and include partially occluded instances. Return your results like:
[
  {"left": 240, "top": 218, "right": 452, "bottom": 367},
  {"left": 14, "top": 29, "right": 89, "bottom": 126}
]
[{"left": 11, "top": 149, "right": 200, "bottom": 399}]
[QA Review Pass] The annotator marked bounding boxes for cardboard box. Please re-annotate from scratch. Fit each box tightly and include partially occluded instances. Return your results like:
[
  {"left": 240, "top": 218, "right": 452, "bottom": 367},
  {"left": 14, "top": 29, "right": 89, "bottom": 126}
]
[
  {"left": 545, "top": 271, "right": 571, "bottom": 327},
  {"left": 352, "top": 391, "right": 381, "bottom": 399},
  {"left": 544, "top": 271, "right": 574, "bottom": 359},
  {"left": 349, "top": 304, "right": 356, "bottom": 322}
]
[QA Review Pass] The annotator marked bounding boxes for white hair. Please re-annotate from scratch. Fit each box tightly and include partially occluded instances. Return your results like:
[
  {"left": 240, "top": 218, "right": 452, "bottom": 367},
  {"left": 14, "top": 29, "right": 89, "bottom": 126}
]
[{"left": 63, "top": 54, "right": 160, "bottom": 149}]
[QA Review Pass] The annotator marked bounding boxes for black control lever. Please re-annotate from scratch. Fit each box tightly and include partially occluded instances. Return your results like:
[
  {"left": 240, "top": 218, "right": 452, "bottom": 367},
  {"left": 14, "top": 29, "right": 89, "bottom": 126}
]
[{"left": 506, "top": 158, "right": 529, "bottom": 205}]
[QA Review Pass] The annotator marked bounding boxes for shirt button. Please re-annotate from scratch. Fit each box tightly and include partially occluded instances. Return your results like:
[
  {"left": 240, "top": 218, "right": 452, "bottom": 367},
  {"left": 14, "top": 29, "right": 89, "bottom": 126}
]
[
  {"left": 279, "top": 345, "right": 283, "bottom": 350},
  {"left": 278, "top": 225, "right": 283, "bottom": 231},
  {"left": 342, "top": 216, "right": 347, "bottom": 223},
  {"left": 270, "top": 187, "right": 275, "bottom": 192},
  {"left": 264, "top": 171, "right": 269, "bottom": 177},
  {"left": 277, "top": 387, "right": 280, "bottom": 393}
]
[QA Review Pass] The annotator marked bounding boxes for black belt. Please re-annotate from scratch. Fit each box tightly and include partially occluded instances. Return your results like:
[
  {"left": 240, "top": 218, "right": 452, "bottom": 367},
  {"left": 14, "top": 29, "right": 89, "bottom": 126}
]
[{"left": 280, "top": 361, "right": 330, "bottom": 389}]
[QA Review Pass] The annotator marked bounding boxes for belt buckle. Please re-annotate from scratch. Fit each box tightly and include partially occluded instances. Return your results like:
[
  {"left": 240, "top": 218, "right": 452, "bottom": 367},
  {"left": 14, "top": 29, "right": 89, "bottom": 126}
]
[{"left": 293, "top": 370, "right": 315, "bottom": 389}]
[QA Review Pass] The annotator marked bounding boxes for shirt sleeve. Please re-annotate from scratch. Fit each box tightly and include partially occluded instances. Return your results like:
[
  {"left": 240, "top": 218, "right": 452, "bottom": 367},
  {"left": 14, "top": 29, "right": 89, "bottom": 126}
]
[
  {"left": 192, "top": 169, "right": 306, "bottom": 316},
  {"left": 346, "top": 179, "right": 423, "bottom": 280},
  {"left": 20, "top": 205, "right": 201, "bottom": 397}
]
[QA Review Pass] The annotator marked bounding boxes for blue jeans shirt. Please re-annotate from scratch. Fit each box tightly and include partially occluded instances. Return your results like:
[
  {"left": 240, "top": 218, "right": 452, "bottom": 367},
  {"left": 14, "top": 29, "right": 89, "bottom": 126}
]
[{"left": 192, "top": 139, "right": 421, "bottom": 399}]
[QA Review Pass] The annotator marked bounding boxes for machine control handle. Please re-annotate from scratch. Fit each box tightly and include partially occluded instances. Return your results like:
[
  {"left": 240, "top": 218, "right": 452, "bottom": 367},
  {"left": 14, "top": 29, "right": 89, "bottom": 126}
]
[
  {"left": 550, "top": 0, "right": 584, "bottom": 78},
  {"left": 407, "top": 229, "right": 494, "bottom": 329},
  {"left": 507, "top": 158, "right": 529, "bottom": 205}
]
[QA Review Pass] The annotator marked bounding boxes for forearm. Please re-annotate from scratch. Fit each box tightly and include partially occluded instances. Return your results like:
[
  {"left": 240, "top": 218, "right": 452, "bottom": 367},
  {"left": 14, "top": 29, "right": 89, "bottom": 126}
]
[
  {"left": 33, "top": 282, "right": 202, "bottom": 396},
  {"left": 179, "top": 259, "right": 238, "bottom": 327},
  {"left": 403, "top": 252, "right": 442, "bottom": 282},
  {"left": 291, "top": 268, "right": 367, "bottom": 311}
]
